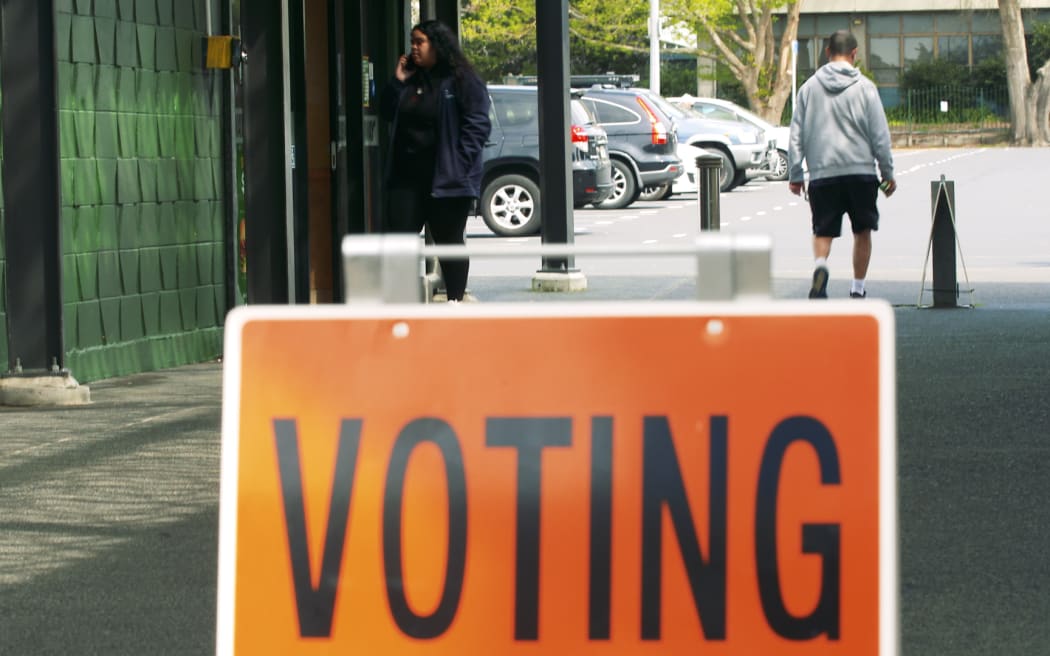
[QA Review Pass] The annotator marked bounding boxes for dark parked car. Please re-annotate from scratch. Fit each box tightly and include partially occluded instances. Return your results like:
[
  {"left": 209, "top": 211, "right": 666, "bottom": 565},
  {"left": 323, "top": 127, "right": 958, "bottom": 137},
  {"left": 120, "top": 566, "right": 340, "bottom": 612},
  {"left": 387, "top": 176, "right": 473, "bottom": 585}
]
[
  {"left": 575, "top": 85, "right": 683, "bottom": 209},
  {"left": 480, "top": 86, "right": 613, "bottom": 237}
]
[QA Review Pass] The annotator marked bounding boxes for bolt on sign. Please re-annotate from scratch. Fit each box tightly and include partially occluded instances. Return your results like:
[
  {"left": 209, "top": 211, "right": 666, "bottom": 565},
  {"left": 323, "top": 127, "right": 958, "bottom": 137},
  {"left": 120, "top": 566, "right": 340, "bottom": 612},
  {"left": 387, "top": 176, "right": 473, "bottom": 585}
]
[{"left": 217, "top": 302, "right": 897, "bottom": 655}]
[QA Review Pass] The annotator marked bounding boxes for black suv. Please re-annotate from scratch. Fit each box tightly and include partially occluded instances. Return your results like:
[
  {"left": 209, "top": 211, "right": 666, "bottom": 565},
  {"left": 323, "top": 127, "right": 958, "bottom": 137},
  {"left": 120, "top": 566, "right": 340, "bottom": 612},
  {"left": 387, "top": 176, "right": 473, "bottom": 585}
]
[
  {"left": 480, "top": 86, "right": 613, "bottom": 237},
  {"left": 575, "top": 85, "right": 683, "bottom": 209}
]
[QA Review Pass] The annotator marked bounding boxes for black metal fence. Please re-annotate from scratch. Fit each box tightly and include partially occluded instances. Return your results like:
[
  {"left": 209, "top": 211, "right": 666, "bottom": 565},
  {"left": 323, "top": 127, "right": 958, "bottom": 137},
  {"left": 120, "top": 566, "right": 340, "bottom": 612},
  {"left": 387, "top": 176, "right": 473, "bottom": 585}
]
[{"left": 886, "top": 85, "right": 1010, "bottom": 130}]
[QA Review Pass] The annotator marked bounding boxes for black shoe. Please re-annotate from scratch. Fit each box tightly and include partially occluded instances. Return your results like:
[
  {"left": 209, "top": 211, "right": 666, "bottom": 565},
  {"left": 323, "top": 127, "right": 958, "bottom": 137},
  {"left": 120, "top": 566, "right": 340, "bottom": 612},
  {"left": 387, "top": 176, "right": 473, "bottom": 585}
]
[
  {"left": 808, "top": 266, "right": 829, "bottom": 299},
  {"left": 849, "top": 291, "right": 866, "bottom": 299}
]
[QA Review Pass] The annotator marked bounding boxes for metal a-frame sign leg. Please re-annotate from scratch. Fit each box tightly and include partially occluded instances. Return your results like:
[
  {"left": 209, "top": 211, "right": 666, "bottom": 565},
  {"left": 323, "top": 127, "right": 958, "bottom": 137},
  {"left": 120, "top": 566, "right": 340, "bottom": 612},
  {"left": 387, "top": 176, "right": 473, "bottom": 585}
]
[{"left": 918, "top": 175, "right": 975, "bottom": 309}]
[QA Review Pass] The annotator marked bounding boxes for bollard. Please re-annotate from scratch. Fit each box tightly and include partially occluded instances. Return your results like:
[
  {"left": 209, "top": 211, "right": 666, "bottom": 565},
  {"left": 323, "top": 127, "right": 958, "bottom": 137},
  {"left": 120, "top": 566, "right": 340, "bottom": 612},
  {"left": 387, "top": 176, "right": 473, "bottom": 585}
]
[
  {"left": 695, "top": 153, "right": 723, "bottom": 231},
  {"left": 919, "top": 175, "right": 974, "bottom": 308},
  {"left": 930, "top": 176, "right": 958, "bottom": 308}
]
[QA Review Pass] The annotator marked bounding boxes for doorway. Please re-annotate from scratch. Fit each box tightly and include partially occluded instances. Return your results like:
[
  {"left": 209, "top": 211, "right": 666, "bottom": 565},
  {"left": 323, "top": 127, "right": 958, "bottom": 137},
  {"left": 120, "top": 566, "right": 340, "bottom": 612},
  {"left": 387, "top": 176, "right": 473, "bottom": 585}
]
[
  {"left": 291, "top": 0, "right": 400, "bottom": 302},
  {"left": 239, "top": 0, "right": 412, "bottom": 303},
  {"left": 289, "top": 0, "right": 352, "bottom": 303}
]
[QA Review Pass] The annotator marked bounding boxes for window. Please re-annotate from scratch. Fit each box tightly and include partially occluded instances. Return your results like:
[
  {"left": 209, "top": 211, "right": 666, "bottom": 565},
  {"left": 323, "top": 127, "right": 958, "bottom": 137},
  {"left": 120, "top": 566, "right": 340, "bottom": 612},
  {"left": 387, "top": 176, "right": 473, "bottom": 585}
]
[
  {"left": 904, "top": 36, "right": 934, "bottom": 67},
  {"left": 797, "top": 38, "right": 818, "bottom": 74},
  {"left": 938, "top": 35, "right": 969, "bottom": 65},
  {"left": 937, "top": 14, "right": 969, "bottom": 33},
  {"left": 584, "top": 99, "right": 639, "bottom": 126},
  {"left": 696, "top": 103, "right": 739, "bottom": 122},
  {"left": 972, "top": 34, "right": 1002, "bottom": 61},
  {"left": 872, "top": 69, "right": 899, "bottom": 86},
  {"left": 1023, "top": 9, "right": 1050, "bottom": 30},
  {"left": 903, "top": 14, "right": 934, "bottom": 33},
  {"left": 816, "top": 15, "right": 850, "bottom": 37},
  {"left": 971, "top": 12, "right": 999, "bottom": 33},
  {"left": 869, "top": 16, "right": 900, "bottom": 35},
  {"left": 869, "top": 37, "right": 901, "bottom": 69},
  {"left": 492, "top": 95, "right": 537, "bottom": 127}
]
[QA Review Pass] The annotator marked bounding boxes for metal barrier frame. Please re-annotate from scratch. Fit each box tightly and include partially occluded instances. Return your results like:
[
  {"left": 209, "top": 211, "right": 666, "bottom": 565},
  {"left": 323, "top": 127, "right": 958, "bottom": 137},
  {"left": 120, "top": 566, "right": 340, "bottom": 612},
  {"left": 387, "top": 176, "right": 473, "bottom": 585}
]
[{"left": 341, "top": 234, "right": 772, "bottom": 305}]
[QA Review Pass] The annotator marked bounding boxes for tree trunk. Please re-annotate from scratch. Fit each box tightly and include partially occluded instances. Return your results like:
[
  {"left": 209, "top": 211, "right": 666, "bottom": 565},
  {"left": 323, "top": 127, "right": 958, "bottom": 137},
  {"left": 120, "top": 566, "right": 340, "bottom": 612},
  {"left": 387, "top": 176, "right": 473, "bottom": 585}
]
[
  {"left": 765, "top": 6, "right": 801, "bottom": 124},
  {"left": 719, "top": 2, "right": 801, "bottom": 124},
  {"left": 999, "top": 0, "right": 1033, "bottom": 144},
  {"left": 1034, "top": 60, "right": 1050, "bottom": 145}
]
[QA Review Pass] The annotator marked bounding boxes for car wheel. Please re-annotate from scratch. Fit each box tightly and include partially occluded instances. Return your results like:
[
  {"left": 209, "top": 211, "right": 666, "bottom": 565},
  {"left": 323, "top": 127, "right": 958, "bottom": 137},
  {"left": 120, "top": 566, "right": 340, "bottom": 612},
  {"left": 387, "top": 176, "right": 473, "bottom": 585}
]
[
  {"left": 480, "top": 174, "right": 542, "bottom": 237},
  {"left": 593, "top": 159, "right": 637, "bottom": 209},
  {"left": 765, "top": 149, "right": 789, "bottom": 181},
  {"left": 637, "top": 183, "right": 671, "bottom": 202},
  {"left": 712, "top": 148, "right": 735, "bottom": 193}
]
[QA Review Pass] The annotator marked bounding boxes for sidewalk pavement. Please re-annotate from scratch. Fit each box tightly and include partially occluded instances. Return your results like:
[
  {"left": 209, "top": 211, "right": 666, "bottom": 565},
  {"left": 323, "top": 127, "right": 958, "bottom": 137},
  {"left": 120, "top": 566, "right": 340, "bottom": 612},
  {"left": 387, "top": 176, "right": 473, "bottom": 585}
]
[{"left": 1, "top": 274, "right": 1047, "bottom": 655}]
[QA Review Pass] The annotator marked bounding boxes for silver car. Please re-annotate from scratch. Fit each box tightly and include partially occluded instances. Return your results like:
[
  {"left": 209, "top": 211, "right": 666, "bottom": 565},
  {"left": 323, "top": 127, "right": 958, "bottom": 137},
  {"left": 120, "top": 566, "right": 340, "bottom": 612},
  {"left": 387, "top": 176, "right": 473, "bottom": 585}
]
[{"left": 668, "top": 94, "right": 790, "bottom": 181}]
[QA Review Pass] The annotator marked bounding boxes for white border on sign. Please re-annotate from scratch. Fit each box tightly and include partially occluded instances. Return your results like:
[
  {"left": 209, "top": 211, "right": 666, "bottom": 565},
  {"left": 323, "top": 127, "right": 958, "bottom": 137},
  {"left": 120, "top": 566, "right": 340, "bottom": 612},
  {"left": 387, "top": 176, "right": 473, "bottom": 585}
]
[{"left": 215, "top": 300, "right": 898, "bottom": 656}]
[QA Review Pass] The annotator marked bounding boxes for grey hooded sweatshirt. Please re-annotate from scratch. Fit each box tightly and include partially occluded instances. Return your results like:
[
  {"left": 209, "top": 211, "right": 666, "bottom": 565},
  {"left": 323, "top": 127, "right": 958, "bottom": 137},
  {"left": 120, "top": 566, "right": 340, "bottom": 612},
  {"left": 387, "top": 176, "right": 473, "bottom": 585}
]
[{"left": 788, "top": 61, "right": 893, "bottom": 184}]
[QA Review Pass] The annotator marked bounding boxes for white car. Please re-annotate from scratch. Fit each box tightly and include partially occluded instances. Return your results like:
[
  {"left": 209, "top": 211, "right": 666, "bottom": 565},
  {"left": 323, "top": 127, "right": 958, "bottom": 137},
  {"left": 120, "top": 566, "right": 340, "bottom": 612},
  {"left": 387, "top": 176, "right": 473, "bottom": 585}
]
[
  {"left": 670, "top": 143, "right": 711, "bottom": 196},
  {"left": 640, "top": 142, "right": 742, "bottom": 200},
  {"left": 667, "top": 94, "right": 790, "bottom": 181}
]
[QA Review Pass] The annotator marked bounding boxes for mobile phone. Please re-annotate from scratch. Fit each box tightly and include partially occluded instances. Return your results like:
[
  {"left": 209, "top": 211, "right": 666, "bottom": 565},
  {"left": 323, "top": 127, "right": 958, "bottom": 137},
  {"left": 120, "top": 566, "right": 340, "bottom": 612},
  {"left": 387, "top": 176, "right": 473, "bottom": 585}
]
[
  {"left": 879, "top": 180, "right": 891, "bottom": 195},
  {"left": 403, "top": 50, "right": 416, "bottom": 72}
]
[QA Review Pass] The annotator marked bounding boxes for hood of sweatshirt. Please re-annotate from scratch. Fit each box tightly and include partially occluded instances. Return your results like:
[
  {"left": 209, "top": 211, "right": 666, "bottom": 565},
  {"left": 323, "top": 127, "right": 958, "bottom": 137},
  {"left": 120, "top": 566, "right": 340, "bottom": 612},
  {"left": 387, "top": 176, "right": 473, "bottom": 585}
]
[{"left": 815, "top": 61, "right": 861, "bottom": 94}]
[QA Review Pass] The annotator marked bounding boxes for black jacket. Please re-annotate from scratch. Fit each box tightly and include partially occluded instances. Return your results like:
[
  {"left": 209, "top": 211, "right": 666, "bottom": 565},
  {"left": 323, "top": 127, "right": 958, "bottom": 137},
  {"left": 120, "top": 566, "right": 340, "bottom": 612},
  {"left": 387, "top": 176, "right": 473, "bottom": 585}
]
[{"left": 380, "top": 71, "right": 491, "bottom": 198}]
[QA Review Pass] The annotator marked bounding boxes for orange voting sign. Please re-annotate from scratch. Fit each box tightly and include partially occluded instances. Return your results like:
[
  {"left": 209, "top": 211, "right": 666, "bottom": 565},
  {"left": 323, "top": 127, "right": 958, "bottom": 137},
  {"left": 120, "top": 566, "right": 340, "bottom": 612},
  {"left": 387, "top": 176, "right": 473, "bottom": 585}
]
[{"left": 217, "top": 302, "right": 897, "bottom": 655}]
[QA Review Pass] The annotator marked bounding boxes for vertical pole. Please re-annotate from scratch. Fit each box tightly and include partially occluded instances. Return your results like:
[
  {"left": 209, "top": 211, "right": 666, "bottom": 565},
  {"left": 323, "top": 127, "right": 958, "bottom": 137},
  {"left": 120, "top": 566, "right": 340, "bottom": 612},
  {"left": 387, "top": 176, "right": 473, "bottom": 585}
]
[
  {"left": 649, "top": 0, "right": 660, "bottom": 95},
  {"left": 432, "top": 0, "right": 460, "bottom": 34},
  {"left": 696, "top": 154, "right": 722, "bottom": 231},
  {"left": 930, "top": 177, "right": 958, "bottom": 308},
  {"left": 535, "top": 0, "right": 575, "bottom": 274},
  {"left": 243, "top": 0, "right": 292, "bottom": 303},
  {"left": 222, "top": 0, "right": 241, "bottom": 310},
  {"left": 1, "top": 0, "right": 64, "bottom": 372},
  {"left": 791, "top": 39, "right": 798, "bottom": 115}
]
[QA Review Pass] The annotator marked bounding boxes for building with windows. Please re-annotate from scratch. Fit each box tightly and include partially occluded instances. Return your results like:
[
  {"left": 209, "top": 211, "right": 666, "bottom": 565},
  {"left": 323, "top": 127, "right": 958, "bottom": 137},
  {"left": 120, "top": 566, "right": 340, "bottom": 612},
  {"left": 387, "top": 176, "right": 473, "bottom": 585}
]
[
  {"left": 785, "top": 1, "right": 1050, "bottom": 105},
  {"left": 0, "top": 0, "right": 463, "bottom": 388}
]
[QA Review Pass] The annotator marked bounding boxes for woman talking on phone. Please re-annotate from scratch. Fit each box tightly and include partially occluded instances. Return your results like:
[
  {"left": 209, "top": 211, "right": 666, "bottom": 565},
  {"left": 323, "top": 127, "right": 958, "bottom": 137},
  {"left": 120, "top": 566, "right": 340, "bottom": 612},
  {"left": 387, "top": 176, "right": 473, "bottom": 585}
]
[{"left": 379, "top": 19, "right": 491, "bottom": 302}]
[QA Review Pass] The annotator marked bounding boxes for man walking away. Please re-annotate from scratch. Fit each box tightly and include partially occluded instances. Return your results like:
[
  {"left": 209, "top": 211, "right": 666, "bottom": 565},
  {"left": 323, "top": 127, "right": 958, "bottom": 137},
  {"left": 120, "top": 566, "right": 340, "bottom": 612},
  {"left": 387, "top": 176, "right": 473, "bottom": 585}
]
[{"left": 788, "top": 30, "right": 895, "bottom": 299}]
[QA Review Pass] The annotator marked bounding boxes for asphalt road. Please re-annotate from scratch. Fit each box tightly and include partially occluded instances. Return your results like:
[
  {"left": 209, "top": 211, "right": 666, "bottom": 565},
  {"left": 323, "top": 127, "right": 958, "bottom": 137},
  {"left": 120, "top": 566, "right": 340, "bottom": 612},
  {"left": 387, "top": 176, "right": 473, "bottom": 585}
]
[{"left": 0, "top": 147, "right": 1047, "bottom": 654}]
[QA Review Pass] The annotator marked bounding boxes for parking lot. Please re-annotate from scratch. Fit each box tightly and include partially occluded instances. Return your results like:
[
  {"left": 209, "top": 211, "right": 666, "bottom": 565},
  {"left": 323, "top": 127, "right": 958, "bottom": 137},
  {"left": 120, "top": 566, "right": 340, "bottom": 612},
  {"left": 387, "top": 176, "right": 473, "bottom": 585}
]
[{"left": 1, "top": 147, "right": 1047, "bottom": 654}]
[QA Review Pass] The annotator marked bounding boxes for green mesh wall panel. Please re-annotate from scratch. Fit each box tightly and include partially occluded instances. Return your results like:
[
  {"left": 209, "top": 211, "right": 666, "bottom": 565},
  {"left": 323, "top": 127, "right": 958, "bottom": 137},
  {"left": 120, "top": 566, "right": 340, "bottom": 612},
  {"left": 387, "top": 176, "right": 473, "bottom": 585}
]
[
  {"left": 0, "top": 52, "right": 7, "bottom": 371},
  {"left": 57, "top": 0, "right": 226, "bottom": 382}
]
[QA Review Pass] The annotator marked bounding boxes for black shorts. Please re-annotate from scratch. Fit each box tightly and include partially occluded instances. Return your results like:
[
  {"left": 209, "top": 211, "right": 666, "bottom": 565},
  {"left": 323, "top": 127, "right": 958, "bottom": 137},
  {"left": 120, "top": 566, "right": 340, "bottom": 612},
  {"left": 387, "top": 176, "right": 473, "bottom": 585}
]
[{"left": 808, "top": 175, "right": 879, "bottom": 237}]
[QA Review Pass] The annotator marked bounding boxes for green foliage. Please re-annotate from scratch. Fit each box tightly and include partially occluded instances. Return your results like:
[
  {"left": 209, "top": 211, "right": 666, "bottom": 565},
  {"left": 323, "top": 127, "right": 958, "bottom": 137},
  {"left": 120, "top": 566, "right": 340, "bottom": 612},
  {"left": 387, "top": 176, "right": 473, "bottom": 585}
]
[
  {"left": 971, "top": 56, "right": 1006, "bottom": 90},
  {"left": 1029, "top": 20, "right": 1050, "bottom": 74},
  {"left": 899, "top": 58, "right": 971, "bottom": 93},
  {"left": 660, "top": 56, "right": 698, "bottom": 97},
  {"left": 461, "top": 0, "right": 799, "bottom": 121},
  {"left": 460, "top": 1, "right": 539, "bottom": 81},
  {"left": 462, "top": 0, "right": 654, "bottom": 83},
  {"left": 704, "top": 61, "right": 747, "bottom": 105}
]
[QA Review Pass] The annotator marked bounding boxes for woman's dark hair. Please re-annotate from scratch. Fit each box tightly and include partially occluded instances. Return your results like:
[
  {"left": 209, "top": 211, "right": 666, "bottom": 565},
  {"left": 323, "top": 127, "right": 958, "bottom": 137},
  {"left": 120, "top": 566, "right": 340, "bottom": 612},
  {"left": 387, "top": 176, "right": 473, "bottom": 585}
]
[{"left": 413, "top": 19, "right": 477, "bottom": 83}]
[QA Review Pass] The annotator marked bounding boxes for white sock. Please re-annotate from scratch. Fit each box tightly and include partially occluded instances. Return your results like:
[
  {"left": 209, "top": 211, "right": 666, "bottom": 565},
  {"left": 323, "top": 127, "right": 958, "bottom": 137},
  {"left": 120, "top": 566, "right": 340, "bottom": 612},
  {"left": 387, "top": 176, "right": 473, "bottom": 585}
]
[
  {"left": 814, "top": 257, "right": 828, "bottom": 269},
  {"left": 851, "top": 279, "right": 865, "bottom": 294}
]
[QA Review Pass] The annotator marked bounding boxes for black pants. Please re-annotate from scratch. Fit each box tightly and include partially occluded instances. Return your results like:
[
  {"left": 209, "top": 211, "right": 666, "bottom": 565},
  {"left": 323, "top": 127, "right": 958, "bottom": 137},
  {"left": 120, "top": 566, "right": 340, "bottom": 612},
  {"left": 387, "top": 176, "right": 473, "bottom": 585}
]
[{"left": 386, "top": 184, "right": 472, "bottom": 301}]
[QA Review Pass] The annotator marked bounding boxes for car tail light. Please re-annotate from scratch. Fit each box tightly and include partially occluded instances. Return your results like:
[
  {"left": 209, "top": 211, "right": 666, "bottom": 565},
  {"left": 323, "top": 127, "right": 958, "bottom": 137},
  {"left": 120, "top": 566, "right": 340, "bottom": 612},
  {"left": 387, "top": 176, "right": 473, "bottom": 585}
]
[
  {"left": 635, "top": 97, "right": 668, "bottom": 145},
  {"left": 571, "top": 124, "right": 589, "bottom": 152}
]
